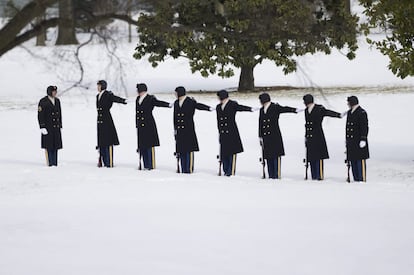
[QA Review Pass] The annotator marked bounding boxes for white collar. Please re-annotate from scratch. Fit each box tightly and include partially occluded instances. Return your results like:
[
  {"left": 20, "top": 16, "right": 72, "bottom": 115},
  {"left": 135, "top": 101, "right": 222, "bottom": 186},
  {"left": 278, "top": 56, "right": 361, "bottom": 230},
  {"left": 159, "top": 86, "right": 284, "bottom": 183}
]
[
  {"left": 48, "top": 96, "right": 55, "bottom": 105},
  {"left": 307, "top": 103, "right": 315, "bottom": 113},
  {"left": 179, "top": 96, "right": 187, "bottom": 107},
  {"left": 98, "top": 90, "right": 106, "bottom": 100},
  {"left": 263, "top": 102, "right": 271, "bottom": 114},
  {"left": 351, "top": 104, "right": 359, "bottom": 113},
  {"left": 139, "top": 92, "right": 148, "bottom": 104},
  {"left": 221, "top": 98, "right": 229, "bottom": 110}
]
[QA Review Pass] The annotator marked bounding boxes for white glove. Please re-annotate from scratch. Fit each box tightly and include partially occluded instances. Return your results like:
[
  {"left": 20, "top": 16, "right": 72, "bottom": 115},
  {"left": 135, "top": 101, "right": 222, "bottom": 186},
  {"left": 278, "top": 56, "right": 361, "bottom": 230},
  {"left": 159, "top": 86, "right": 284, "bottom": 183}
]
[
  {"left": 251, "top": 107, "right": 260, "bottom": 112},
  {"left": 359, "top": 140, "right": 367, "bottom": 148},
  {"left": 296, "top": 108, "right": 305, "bottom": 113},
  {"left": 41, "top": 128, "right": 48, "bottom": 135},
  {"left": 209, "top": 107, "right": 216, "bottom": 111},
  {"left": 124, "top": 98, "right": 128, "bottom": 104},
  {"left": 340, "top": 111, "right": 348, "bottom": 118},
  {"left": 169, "top": 102, "right": 174, "bottom": 108}
]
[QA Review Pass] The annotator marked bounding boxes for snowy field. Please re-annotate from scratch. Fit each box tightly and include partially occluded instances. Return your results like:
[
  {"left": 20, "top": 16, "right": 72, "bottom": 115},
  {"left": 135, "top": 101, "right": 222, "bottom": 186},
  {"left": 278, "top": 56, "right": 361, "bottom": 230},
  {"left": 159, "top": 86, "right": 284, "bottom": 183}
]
[{"left": 1, "top": 88, "right": 414, "bottom": 274}]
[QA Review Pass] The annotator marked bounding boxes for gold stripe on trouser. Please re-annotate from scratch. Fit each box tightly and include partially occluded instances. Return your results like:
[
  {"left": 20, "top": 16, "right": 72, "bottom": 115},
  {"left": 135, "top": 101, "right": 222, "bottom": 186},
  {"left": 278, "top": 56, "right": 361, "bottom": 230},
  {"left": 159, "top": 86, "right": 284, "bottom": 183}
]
[
  {"left": 151, "top": 147, "right": 156, "bottom": 169},
  {"left": 362, "top": 159, "right": 366, "bottom": 182},
  {"left": 231, "top": 154, "right": 237, "bottom": 175},
  {"left": 278, "top": 156, "right": 281, "bottom": 179},
  {"left": 45, "top": 149, "right": 49, "bottom": 166},
  {"left": 320, "top": 159, "right": 324, "bottom": 180},
  {"left": 109, "top": 145, "right": 113, "bottom": 167},
  {"left": 190, "top": 152, "right": 194, "bottom": 173}
]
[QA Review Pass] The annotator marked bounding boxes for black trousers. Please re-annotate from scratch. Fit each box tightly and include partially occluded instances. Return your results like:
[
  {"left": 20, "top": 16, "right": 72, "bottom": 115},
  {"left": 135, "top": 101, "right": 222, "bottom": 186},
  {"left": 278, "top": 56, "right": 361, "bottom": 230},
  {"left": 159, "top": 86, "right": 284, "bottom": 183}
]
[
  {"left": 99, "top": 145, "right": 114, "bottom": 168},
  {"left": 309, "top": 159, "right": 324, "bottom": 180},
  {"left": 140, "top": 147, "right": 155, "bottom": 170},
  {"left": 222, "top": 154, "right": 237, "bottom": 176},
  {"left": 179, "top": 152, "right": 194, "bottom": 174},
  {"left": 45, "top": 149, "right": 58, "bottom": 166},
  {"left": 266, "top": 156, "right": 281, "bottom": 179},
  {"left": 351, "top": 159, "right": 367, "bottom": 182}
]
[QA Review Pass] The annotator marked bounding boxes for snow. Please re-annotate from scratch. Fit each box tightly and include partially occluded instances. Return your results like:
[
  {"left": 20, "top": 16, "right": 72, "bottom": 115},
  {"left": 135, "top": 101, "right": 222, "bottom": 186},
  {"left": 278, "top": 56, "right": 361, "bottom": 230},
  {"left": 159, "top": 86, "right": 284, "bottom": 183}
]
[
  {"left": 1, "top": 13, "right": 414, "bottom": 274},
  {"left": 1, "top": 90, "right": 414, "bottom": 274}
]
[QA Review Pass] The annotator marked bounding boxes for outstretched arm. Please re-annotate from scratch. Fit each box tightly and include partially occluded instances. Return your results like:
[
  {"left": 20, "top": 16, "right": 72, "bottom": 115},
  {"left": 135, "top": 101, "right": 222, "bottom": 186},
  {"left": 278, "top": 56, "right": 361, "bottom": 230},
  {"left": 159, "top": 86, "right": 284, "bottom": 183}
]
[
  {"left": 279, "top": 105, "right": 297, "bottom": 114},
  {"left": 236, "top": 103, "right": 252, "bottom": 112},
  {"left": 112, "top": 94, "right": 127, "bottom": 104},
  {"left": 195, "top": 102, "right": 211, "bottom": 111},
  {"left": 322, "top": 107, "right": 341, "bottom": 118},
  {"left": 153, "top": 96, "right": 170, "bottom": 108}
]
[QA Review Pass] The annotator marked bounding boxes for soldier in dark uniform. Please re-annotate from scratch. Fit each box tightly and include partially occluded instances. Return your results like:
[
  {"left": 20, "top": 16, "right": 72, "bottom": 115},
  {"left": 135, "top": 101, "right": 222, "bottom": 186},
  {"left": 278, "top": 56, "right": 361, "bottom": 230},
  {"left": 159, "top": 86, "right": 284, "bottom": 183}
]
[
  {"left": 136, "top": 83, "right": 171, "bottom": 170},
  {"left": 303, "top": 94, "right": 342, "bottom": 180},
  {"left": 258, "top": 93, "right": 298, "bottom": 179},
  {"left": 96, "top": 80, "right": 127, "bottom": 168},
  {"left": 345, "top": 96, "right": 369, "bottom": 182},
  {"left": 216, "top": 89, "right": 253, "bottom": 176},
  {"left": 38, "top": 85, "right": 62, "bottom": 166},
  {"left": 173, "top": 86, "right": 212, "bottom": 173}
]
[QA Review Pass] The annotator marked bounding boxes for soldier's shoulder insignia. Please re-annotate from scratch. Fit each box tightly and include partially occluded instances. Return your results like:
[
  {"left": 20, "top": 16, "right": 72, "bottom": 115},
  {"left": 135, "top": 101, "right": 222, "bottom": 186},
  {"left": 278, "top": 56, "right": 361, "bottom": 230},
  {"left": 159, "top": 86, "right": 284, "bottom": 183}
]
[{"left": 38, "top": 106, "right": 42, "bottom": 112}]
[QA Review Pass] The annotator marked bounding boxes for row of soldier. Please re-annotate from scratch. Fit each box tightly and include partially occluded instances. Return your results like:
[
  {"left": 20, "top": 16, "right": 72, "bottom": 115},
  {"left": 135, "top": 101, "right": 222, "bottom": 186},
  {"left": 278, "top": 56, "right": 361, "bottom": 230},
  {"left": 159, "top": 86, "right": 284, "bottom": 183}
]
[{"left": 38, "top": 81, "right": 369, "bottom": 182}]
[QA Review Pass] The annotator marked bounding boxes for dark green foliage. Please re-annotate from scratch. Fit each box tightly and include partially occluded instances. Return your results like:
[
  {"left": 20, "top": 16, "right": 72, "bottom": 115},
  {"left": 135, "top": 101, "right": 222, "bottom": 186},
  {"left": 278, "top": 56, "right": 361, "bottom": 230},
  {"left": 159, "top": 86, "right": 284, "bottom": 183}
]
[
  {"left": 361, "top": 0, "right": 414, "bottom": 79},
  {"left": 134, "top": 0, "right": 358, "bottom": 90}
]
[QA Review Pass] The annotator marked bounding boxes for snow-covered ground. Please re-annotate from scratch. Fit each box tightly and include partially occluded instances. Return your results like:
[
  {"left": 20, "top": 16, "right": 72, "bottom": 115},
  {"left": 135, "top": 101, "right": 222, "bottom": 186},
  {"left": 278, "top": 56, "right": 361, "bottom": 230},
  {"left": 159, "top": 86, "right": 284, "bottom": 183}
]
[
  {"left": 1, "top": 89, "right": 414, "bottom": 274},
  {"left": 1, "top": 10, "right": 414, "bottom": 273}
]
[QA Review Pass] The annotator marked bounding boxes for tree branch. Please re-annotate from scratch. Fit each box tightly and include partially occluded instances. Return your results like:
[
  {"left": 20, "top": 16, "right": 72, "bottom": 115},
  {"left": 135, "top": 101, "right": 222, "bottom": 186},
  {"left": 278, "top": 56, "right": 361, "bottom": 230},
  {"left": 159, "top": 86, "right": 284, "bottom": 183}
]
[
  {"left": 0, "top": 0, "right": 57, "bottom": 53},
  {"left": 0, "top": 18, "right": 59, "bottom": 57}
]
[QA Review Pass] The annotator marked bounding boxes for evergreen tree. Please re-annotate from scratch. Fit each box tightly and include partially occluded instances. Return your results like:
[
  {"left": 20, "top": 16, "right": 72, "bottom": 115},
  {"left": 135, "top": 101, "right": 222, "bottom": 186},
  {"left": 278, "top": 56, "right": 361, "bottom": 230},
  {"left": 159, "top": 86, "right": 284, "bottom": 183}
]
[
  {"left": 361, "top": 0, "right": 414, "bottom": 79},
  {"left": 134, "top": 0, "right": 358, "bottom": 91}
]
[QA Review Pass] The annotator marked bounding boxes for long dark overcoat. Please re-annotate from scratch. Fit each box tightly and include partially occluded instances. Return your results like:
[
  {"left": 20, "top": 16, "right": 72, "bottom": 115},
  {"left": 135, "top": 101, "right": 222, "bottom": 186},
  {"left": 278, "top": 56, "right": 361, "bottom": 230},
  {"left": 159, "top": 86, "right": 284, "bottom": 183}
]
[
  {"left": 346, "top": 106, "right": 369, "bottom": 160},
  {"left": 259, "top": 103, "right": 296, "bottom": 159},
  {"left": 97, "top": 91, "right": 126, "bottom": 147},
  {"left": 38, "top": 96, "right": 62, "bottom": 150},
  {"left": 305, "top": 104, "right": 340, "bottom": 160},
  {"left": 136, "top": 94, "right": 169, "bottom": 149},
  {"left": 216, "top": 100, "right": 252, "bottom": 157},
  {"left": 174, "top": 97, "right": 210, "bottom": 153}
]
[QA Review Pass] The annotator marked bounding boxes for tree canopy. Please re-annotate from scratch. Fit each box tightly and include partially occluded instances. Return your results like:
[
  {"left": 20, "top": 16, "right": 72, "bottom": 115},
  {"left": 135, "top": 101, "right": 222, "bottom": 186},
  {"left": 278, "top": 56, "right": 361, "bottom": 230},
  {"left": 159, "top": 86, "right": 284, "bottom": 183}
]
[
  {"left": 360, "top": 0, "right": 414, "bottom": 79},
  {"left": 134, "top": 0, "right": 359, "bottom": 91}
]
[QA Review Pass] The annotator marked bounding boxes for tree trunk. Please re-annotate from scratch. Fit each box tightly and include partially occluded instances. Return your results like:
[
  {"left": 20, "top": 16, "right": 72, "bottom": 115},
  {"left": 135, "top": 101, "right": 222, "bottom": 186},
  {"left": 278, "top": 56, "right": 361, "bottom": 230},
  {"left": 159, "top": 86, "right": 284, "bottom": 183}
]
[
  {"left": 36, "top": 16, "right": 47, "bottom": 46},
  {"left": 56, "top": 0, "right": 78, "bottom": 45},
  {"left": 238, "top": 64, "right": 255, "bottom": 91}
]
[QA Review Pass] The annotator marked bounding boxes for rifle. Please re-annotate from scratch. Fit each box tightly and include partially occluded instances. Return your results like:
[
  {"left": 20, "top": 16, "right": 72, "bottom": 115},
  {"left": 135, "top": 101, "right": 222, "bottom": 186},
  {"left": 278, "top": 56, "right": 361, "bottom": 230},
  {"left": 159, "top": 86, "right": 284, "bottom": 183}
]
[
  {"left": 259, "top": 140, "right": 266, "bottom": 179},
  {"left": 303, "top": 158, "right": 309, "bottom": 180},
  {"left": 137, "top": 148, "right": 142, "bottom": 170},
  {"left": 174, "top": 152, "right": 180, "bottom": 173},
  {"left": 217, "top": 154, "right": 222, "bottom": 176},
  {"left": 345, "top": 160, "right": 351, "bottom": 183}
]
